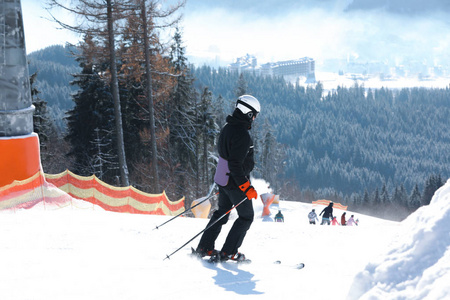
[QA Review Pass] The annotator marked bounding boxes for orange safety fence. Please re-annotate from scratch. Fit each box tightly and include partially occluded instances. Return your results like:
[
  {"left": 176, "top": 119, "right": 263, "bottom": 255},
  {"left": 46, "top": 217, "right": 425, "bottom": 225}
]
[
  {"left": 44, "top": 170, "right": 184, "bottom": 216},
  {"left": 260, "top": 193, "right": 279, "bottom": 217},
  {"left": 191, "top": 198, "right": 212, "bottom": 219},
  {"left": 312, "top": 199, "right": 348, "bottom": 211},
  {"left": 0, "top": 170, "right": 185, "bottom": 216},
  {"left": 0, "top": 171, "right": 73, "bottom": 210}
]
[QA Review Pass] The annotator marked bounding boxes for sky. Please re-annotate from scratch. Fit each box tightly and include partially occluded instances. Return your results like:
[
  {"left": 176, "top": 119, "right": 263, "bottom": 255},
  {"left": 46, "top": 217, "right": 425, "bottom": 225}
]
[
  {"left": 21, "top": 0, "right": 79, "bottom": 54},
  {"left": 180, "top": 0, "right": 450, "bottom": 67},
  {"left": 1, "top": 177, "right": 449, "bottom": 299},
  {"left": 20, "top": 0, "right": 450, "bottom": 69}
]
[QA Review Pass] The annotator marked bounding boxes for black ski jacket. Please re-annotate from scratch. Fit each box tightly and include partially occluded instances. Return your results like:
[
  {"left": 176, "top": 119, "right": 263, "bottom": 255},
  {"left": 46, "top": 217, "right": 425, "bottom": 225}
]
[
  {"left": 217, "top": 112, "right": 255, "bottom": 189},
  {"left": 319, "top": 205, "right": 334, "bottom": 219}
]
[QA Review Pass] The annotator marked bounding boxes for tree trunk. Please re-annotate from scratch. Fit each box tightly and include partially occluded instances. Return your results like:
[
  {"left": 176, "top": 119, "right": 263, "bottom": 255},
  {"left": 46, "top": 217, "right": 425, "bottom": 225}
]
[
  {"left": 140, "top": 0, "right": 160, "bottom": 193},
  {"left": 107, "top": 0, "right": 129, "bottom": 186}
]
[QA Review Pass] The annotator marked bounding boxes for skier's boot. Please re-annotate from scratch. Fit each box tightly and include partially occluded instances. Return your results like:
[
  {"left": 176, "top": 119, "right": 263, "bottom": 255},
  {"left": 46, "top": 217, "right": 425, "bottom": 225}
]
[
  {"left": 226, "top": 252, "right": 247, "bottom": 262},
  {"left": 208, "top": 250, "right": 227, "bottom": 263},
  {"left": 191, "top": 247, "right": 217, "bottom": 258},
  {"left": 208, "top": 251, "right": 249, "bottom": 263}
]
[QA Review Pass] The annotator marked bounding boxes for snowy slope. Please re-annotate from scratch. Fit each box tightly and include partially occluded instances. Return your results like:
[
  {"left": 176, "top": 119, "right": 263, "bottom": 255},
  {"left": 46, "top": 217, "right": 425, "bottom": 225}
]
[
  {"left": 347, "top": 179, "right": 450, "bottom": 300},
  {"left": 0, "top": 179, "right": 449, "bottom": 300}
]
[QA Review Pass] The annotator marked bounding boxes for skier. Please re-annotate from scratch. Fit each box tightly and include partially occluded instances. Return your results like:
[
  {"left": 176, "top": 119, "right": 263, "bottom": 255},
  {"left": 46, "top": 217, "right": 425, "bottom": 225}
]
[
  {"left": 341, "top": 212, "right": 347, "bottom": 226},
  {"left": 308, "top": 209, "right": 319, "bottom": 224},
  {"left": 347, "top": 215, "right": 358, "bottom": 226},
  {"left": 274, "top": 210, "right": 284, "bottom": 222},
  {"left": 194, "top": 95, "right": 261, "bottom": 263},
  {"left": 331, "top": 216, "right": 340, "bottom": 226},
  {"left": 319, "top": 202, "right": 334, "bottom": 225}
]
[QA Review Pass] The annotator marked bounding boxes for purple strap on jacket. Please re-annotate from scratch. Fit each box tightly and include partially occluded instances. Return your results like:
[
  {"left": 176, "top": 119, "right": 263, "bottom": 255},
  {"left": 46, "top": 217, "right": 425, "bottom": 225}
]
[{"left": 214, "top": 156, "right": 230, "bottom": 187}]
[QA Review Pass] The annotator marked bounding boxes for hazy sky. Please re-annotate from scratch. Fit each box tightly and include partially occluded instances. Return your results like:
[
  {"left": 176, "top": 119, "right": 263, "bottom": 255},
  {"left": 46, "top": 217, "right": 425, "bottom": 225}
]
[
  {"left": 21, "top": 1, "right": 79, "bottom": 53},
  {"left": 21, "top": 0, "right": 450, "bottom": 67},
  {"left": 181, "top": 0, "right": 450, "bottom": 66}
]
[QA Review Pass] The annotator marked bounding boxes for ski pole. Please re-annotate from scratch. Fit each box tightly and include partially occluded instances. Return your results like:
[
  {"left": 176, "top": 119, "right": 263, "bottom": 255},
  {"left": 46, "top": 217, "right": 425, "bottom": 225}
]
[
  {"left": 153, "top": 184, "right": 217, "bottom": 230},
  {"left": 164, "top": 196, "right": 248, "bottom": 260}
]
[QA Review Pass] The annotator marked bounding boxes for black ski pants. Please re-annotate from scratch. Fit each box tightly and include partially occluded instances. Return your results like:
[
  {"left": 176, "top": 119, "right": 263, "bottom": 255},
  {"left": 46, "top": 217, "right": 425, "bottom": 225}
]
[{"left": 197, "top": 186, "right": 254, "bottom": 255}]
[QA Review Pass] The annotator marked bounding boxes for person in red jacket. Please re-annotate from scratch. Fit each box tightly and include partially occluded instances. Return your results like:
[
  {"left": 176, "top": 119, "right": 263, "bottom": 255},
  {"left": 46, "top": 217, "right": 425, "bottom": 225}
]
[
  {"left": 331, "top": 217, "right": 340, "bottom": 225},
  {"left": 341, "top": 212, "right": 347, "bottom": 226}
]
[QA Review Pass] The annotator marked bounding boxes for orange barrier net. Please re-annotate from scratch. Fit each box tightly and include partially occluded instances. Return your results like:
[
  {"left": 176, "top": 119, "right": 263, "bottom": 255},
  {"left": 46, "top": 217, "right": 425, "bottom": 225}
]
[
  {"left": 0, "top": 171, "right": 73, "bottom": 210},
  {"left": 312, "top": 199, "right": 348, "bottom": 211},
  {"left": 191, "top": 198, "right": 211, "bottom": 219},
  {"left": 44, "top": 170, "right": 185, "bottom": 216},
  {"left": 0, "top": 170, "right": 184, "bottom": 216},
  {"left": 260, "top": 193, "right": 279, "bottom": 217}
]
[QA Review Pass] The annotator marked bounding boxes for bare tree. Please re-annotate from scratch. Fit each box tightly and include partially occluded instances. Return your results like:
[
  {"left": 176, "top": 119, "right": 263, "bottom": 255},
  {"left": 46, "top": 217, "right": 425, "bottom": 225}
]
[
  {"left": 137, "top": 0, "right": 185, "bottom": 192},
  {"left": 139, "top": 0, "right": 159, "bottom": 191},
  {"left": 106, "top": 0, "right": 129, "bottom": 186},
  {"left": 47, "top": 0, "right": 185, "bottom": 191},
  {"left": 117, "top": 0, "right": 184, "bottom": 192},
  {"left": 46, "top": 0, "right": 131, "bottom": 186}
]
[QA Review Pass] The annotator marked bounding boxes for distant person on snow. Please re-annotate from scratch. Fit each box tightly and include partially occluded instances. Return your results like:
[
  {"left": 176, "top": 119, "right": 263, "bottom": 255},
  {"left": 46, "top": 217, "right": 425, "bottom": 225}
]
[
  {"left": 308, "top": 209, "right": 319, "bottom": 224},
  {"left": 341, "top": 212, "right": 347, "bottom": 226},
  {"left": 194, "top": 95, "right": 261, "bottom": 263},
  {"left": 331, "top": 216, "right": 340, "bottom": 226},
  {"left": 319, "top": 202, "right": 334, "bottom": 225},
  {"left": 347, "top": 215, "right": 358, "bottom": 226},
  {"left": 274, "top": 210, "right": 284, "bottom": 222}
]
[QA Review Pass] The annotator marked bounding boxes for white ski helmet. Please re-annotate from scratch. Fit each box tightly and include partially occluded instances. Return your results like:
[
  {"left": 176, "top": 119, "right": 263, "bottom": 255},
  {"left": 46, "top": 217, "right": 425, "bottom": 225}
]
[{"left": 235, "top": 95, "right": 261, "bottom": 119}]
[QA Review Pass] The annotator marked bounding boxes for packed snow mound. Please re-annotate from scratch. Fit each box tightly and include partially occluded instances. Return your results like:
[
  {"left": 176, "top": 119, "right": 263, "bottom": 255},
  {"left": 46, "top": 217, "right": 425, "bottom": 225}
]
[
  {"left": 3, "top": 176, "right": 450, "bottom": 299},
  {"left": 347, "top": 179, "right": 450, "bottom": 300}
]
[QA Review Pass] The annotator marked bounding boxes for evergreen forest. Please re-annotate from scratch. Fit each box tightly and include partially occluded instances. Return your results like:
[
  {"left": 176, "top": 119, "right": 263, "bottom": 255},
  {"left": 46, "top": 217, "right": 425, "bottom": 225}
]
[{"left": 28, "top": 44, "right": 449, "bottom": 221}]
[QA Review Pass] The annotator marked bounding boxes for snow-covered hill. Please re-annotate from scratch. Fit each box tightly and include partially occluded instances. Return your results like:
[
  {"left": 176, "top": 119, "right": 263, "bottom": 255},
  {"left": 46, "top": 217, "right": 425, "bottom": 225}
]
[{"left": 0, "top": 179, "right": 449, "bottom": 300}]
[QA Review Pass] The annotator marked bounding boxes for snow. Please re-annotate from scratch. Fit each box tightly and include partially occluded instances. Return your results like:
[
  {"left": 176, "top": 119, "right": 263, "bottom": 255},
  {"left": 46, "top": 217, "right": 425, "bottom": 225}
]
[
  {"left": 0, "top": 132, "right": 37, "bottom": 141},
  {"left": 1, "top": 178, "right": 449, "bottom": 300},
  {"left": 300, "top": 72, "right": 450, "bottom": 94}
]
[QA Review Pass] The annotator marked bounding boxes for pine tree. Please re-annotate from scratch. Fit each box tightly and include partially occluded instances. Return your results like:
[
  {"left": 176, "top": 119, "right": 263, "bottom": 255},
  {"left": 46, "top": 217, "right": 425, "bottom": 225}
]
[
  {"left": 422, "top": 176, "right": 434, "bottom": 206},
  {"left": 168, "top": 28, "right": 198, "bottom": 199},
  {"left": 47, "top": 0, "right": 133, "bottom": 186},
  {"left": 129, "top": 0, "right": 184, "bottom": 192},
  {"left": 30, "top": 71, "right": 60, "bottom": 172},
  {"left": 362, "top": 189, "right": 370, "bottom": 209},
  {"left": 30, "top": 72, "right": 56, "bottom": 152},
  {"left": 213, "top": 94, "right": 229, "bottom": 128},
  {"left": 261, "top": 121, "right": 279, "bottom": 189},
  {"left": 392, "top": 185, "right": 401, "bottom": 207},
  {"left": 422, "top": 174, "right": 444, "bottom": 206},
  {"left": 399, "top": 184, "right": 408, "bottom": 208},
  {"left": 381, "top": 183, "right": 390, "bottom": 206},
  {"left": 197, "top": 87, "right": 219, "bottom": 195},
  {"left": 373, "top": 187, "right": 381, "bottom": 210},
  {"left": 409, "top": 184, "right": 421, "bottom": 211},
  {"left": 235, "top": 73, "right": 248, "bottom": 97},
  {"left": 66, "top": 54, "right": 118, "bottom": 181},
  {"left": 90, "top": 128, "right": 117, "bottom": 180}
]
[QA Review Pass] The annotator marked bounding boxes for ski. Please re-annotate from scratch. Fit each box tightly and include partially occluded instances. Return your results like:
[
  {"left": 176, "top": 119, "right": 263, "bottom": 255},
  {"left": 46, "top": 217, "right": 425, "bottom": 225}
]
[
  {"left": 207, "top": 258, "right": 252, "bottom": 264},
  {"left": 191, "top": 247, "right": 252, "bottom": 264},
  {"left": 274, "top": 260, "right": 305, "bottom": 269},
  {"left": 191, "top": 248, "right": 303, "bottom": 268}
]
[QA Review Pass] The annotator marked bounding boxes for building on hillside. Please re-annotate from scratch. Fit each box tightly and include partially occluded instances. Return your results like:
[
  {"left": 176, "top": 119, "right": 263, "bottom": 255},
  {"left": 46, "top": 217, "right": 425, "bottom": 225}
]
[
  {"left": 229, "top": 55, "right": 316, "bottom": 83},
  {"left": 261, "top": 57, "right": 315, "bottom": 78},
  {"left": 229, "top": 54, "right": 258, "bottom": 73}
]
